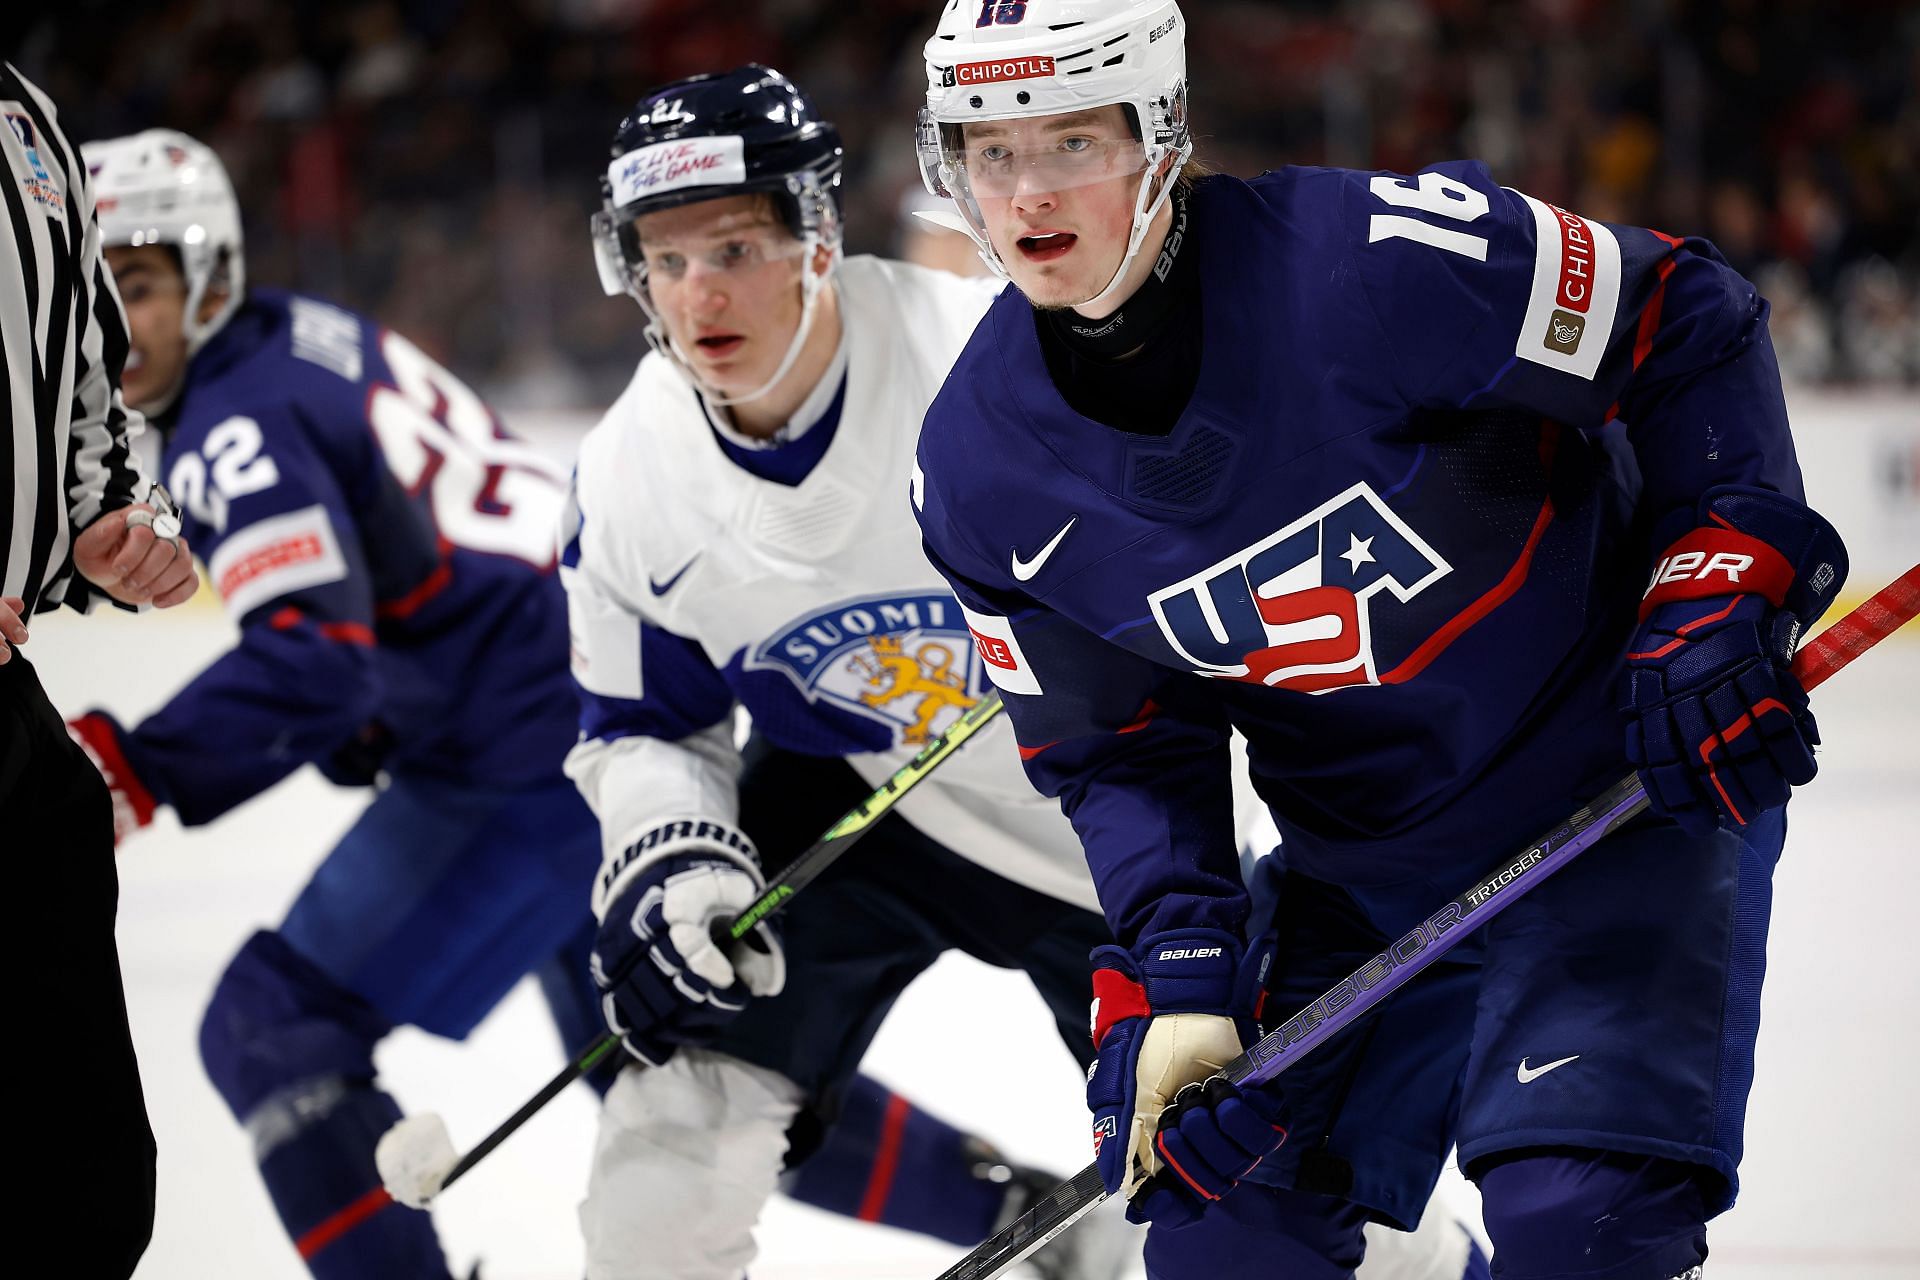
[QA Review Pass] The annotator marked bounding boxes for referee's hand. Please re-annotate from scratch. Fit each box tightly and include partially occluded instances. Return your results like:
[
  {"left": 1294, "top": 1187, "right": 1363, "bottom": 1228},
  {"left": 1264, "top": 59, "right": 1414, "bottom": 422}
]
[
  {"left": 0, "top": 595, "right": 25, "bottom": 664},
  {"left": 73, "top": 505, "right": 199, "bottom": 609}
]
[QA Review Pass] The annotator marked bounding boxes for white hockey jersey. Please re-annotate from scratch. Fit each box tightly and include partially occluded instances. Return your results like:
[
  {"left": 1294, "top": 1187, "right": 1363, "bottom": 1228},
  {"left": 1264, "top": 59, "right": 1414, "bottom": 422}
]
[{"left": 563, "top": 255, "right": 1098, "bottom": 916}]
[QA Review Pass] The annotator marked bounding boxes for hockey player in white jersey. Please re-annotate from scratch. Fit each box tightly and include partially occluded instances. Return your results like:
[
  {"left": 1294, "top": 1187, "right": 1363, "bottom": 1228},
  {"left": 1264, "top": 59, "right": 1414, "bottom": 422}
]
[{"left": 564, "top": 64, "right": 1486, "bottom": 1280}]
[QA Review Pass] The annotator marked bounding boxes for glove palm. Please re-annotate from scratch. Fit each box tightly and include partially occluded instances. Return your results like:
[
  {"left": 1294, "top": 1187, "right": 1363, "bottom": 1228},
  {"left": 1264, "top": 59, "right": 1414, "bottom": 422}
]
[{"left": 1086, "top": 929, "right": 1287, "bottom": 1227}]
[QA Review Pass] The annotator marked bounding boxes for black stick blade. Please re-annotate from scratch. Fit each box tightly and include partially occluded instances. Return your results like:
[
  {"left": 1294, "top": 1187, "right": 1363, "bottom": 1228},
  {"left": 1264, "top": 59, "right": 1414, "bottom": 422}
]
[{"left": 935, "top": 1164, "right": 1108, "bottom": 1280}]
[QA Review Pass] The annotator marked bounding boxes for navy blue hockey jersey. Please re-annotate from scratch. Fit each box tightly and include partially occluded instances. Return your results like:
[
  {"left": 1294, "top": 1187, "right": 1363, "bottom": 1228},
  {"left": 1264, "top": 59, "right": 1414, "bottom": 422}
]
[
  {"left": 120, "top": 289, "right": 578, "bottom": 824},
  {"left": 913, "top": 165, "right": 1811, "bottom": 947}
]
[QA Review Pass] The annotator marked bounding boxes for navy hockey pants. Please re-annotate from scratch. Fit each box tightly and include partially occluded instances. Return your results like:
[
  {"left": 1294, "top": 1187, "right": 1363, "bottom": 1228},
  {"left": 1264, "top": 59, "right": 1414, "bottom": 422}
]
[{"left": 1141, "top": 808, "right": 1784, "bottom": 1278}]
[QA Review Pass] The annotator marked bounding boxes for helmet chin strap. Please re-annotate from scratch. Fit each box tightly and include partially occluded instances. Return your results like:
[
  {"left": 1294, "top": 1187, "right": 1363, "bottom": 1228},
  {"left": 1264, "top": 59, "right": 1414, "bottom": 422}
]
[
  {"left": 1072, "top": 156, "right": 1180, "bottom": 316},
  {"left": 182, "top": 260, "right": 242, "bottom": 360},
  {"left": 138, "top": 279, "right": 235, "bottom": 417},
  {"left": 648, "top": 239, "right": 840, "bottom": 409},
  {"left": 949, "top": 148, "right": 1185, "bottom": 313}
]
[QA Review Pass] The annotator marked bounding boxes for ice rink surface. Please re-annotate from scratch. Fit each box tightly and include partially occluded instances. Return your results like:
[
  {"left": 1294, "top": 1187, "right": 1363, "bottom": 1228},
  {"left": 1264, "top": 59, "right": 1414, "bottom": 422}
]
[{"left": 25, "top": 602, "right": 1918, "bottom": 1280}]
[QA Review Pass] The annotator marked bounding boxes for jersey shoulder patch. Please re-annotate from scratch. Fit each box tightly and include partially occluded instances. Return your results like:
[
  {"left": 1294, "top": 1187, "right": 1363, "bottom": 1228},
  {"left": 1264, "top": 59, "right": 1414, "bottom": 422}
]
[
  {"left": 1496, "top": 189, "right": 1623, "bottom": 381},
  {"left": 280, "top": 293, "right": 368, "bottom": 382},
  {"left": 1332, "top": 161, "right": 1628, "bottom": 394}
]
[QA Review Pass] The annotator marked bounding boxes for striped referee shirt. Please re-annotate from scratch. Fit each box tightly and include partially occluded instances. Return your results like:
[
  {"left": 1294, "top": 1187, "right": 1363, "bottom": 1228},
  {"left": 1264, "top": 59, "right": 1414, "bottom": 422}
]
[{"left": 2, "top": 62, "right": 150, "bottom": 617}]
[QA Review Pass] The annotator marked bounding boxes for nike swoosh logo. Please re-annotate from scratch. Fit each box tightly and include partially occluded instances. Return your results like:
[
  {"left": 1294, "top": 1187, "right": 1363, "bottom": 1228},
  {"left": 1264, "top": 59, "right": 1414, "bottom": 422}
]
[
  {"left": 1010, "top": 517, "right": 1077, "bottom": 582},
  {"left": 648, "top": 555, "right": 699, "bottom": 597},
  {"left": 1516, "top": 1054, "right": 1580, "bottom": 1084}
]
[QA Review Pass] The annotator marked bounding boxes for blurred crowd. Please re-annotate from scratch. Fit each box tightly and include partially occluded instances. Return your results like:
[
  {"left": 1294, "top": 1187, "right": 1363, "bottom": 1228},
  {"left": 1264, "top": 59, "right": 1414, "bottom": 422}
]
[{"left": 17, "top": 0, "right": 1920, "bottom": 407}]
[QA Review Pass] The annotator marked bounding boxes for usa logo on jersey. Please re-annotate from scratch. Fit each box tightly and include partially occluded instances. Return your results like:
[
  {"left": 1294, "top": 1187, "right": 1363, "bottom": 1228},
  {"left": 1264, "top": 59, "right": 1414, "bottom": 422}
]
[
  {"left": 747, "top": 591, "right": 991, "bottom": 746},
  {"left": 1148, "top": 483, "right": 1450, "bottom": 693}
]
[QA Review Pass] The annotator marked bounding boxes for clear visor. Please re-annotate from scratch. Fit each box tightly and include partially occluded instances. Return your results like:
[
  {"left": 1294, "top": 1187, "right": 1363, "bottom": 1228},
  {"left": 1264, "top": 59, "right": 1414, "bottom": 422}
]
[
  {"left": 591, "top": 207, "right": 809, "bottom": 303},
  {"left": 636, "top": 222, "right": 811, "bottom": 286},
  {"left": 589, "top": 201, "right": 834, "bottom": 408},
  {"left": 940, "top": 129, "right": 1148, "bottom": 201},
  {"left": 916, "top": 108, "right": 1153, "bottom": 279}
]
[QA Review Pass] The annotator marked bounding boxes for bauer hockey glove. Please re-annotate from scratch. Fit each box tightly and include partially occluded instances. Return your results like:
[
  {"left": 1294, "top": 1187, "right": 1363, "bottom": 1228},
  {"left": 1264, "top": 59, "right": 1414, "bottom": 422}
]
[
  {"left": 1625, "top": 486, "right": 1847, "bottom": 836},
  {"left": 1086, "top": 928, "right": 1286, "bottom": 1228},
  {"left": 590, "top": 820, "right": 786, "bottom": 1067},
  {"left": 66, "top": 712, "right": 158, "bottom": 845}
]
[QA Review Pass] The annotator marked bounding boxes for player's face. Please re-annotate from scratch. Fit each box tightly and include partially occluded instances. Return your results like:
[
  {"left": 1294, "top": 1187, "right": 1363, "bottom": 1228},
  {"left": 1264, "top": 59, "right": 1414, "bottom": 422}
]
[
  {"left": 105, "top": 244, "right": 191, "bottom": 412},
  {"left": 959, "top": 106, "right": 1146, "bottom": 309},
  {"left": 634, "top": 196, "right": 817, "bottom": 397}
]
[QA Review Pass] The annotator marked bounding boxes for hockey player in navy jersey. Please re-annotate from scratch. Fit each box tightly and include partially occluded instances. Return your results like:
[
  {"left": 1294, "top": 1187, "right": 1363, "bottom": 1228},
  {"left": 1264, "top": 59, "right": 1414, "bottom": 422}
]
[
  {"left": 910, "top": 2, "right": 1849, "bottom": 1278},
  {"left": 567, "top": 63, "right": 1486, "bottom": 1280},
  {"left": 66, "top": 125, "right": 1340, "bottom": 1280},
  {"left": 70, "top": 129, "right": 607, "bottom": 1279}
]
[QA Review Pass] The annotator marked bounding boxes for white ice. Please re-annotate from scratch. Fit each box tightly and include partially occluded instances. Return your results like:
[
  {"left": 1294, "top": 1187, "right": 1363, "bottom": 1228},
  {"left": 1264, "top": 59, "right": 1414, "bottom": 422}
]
[{"left": 24, "top": 605, "right": 1917, "bottom": 1279}]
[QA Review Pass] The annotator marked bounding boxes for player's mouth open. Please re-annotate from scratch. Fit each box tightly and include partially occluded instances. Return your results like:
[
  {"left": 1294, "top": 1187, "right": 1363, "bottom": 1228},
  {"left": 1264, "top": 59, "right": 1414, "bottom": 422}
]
[
  {"left": 694, "top": 334, "right": 745, "bottom": 358},
  {"left": 1017, "top": 232, "right": 1076, "bottom": 262}
]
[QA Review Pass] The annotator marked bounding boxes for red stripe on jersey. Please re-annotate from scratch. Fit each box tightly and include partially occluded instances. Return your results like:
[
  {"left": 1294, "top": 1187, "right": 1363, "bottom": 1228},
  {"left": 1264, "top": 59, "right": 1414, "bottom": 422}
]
[
  {"left": 1117, "top": 698, "right": 1159, "bottom": 734},
  {"left": 1631, "top": 232, "right": 1684, "bottom": 371},
  {"left": 1382, "top": 424, "right": 1559, "bottom": 686},
  {"left": 297, "top": 1187, "right": 393, "bottom": 1259},
  {"left": 855, "top": 1092, "right": 912, "bottom": 1223},
  {"left": 264, "top": 607, "right": 374, "bottom": 646},
  {"left": 320, "top": 621, "right": 376, "bottom": 645},
  {"left": 377, "top": 557, "right": 453, "bottom": 621},
  {"left": 1382, "top": 494, "right": 1553, "bottom": 685},
  {"left": 1382, "top": 422, "right": 1559, "bottom": 687}
]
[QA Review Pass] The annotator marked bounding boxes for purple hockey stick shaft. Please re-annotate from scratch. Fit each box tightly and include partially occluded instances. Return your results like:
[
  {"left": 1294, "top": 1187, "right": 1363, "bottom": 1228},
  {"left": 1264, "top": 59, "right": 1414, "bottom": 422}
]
[
  {"left": 932, "top": 569, "right": 1918, "bottom": 1280},
  {"left": 1230, "top": 772, "right": 1644, "bottom": 1090},
  {"left": 933, "top": 777, "right": 1645, "bottom": 1280}
]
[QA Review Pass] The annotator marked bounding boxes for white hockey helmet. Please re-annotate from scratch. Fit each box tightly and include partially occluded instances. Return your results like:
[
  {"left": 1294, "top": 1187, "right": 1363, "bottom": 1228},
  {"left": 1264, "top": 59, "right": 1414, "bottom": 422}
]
[
  {"left": 83, "top": 129, "right": 245, "bottom": 356},
  {"left": 918, "top": 0, "right": 1191, "bottom": 304}
]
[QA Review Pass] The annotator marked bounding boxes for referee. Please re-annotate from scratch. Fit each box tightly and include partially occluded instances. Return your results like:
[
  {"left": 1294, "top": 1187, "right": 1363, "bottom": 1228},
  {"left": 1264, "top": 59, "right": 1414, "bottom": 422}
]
[{"left": 4, "top": 62, "right": 199, "bottom": 1277}]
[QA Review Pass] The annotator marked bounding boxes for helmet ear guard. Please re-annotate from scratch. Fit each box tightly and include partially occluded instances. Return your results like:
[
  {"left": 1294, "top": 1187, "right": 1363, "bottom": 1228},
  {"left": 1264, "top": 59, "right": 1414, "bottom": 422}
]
[{"left": 590, "top": 208, "right": 633, "bottom": 298}]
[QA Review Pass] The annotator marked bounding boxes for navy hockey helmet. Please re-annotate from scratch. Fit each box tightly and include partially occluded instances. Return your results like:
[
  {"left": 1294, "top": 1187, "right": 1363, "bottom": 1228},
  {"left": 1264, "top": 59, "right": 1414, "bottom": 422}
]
[
  {"left": 592, "top": 64, "right": 844, "bottom": 299},
  {"left": 591, "top": 64, "right": 847, "bottom": 407}
]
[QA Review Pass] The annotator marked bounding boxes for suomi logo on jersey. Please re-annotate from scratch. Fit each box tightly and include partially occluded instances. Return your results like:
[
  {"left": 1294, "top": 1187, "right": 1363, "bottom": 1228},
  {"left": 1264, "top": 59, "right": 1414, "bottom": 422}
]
[
  {"left": 1148, "top": 483, "right": 1450, "bottom": 694},
  {"left": 748, "top": 592, "right": 987, "bottom": 746}
]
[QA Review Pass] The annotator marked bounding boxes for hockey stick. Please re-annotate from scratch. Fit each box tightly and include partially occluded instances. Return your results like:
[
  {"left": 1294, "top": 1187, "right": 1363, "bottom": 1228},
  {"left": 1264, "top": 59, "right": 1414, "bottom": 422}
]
[
  {"left": 936, "top": 567, "right": 1919, "bottom": 1280},
  {"left": 379, "top": 690, "right": 1007, "bottom": 1205}
]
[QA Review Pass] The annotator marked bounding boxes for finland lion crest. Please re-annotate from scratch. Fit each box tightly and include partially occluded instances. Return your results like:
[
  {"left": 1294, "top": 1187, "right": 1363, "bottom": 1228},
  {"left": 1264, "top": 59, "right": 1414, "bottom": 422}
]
[{"left": 748, "top": 591, "right": 988, "bottom": 745}]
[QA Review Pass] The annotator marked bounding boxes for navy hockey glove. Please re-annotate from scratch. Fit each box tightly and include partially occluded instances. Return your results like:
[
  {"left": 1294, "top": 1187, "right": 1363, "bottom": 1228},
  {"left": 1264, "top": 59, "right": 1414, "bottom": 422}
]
[
  {"left": 590, "top": 820, "right": 785, "bottom": 1067},
  {"left": 1086, "top": 928, "right": 1285, "bottom": 1228},
  {"left": 67, "top": 712, "right": 158, "bottom": 845},
  {"left": 1625, "top": 486, "right": 1847, "bottom": 836},
  {"left": 318, "top": 719, "right": 394, "bottom": 788}
]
